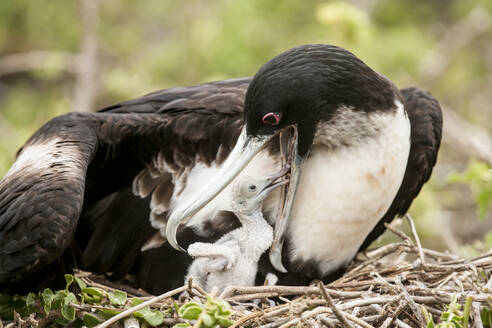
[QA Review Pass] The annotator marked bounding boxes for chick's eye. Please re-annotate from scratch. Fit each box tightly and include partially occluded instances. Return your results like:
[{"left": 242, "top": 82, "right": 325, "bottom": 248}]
[
  {"left": 262, "top": 112, "right": 280, "bottom": 126},
  {"left": 249, "top": 185, "right": 256, "bottom": 191}
]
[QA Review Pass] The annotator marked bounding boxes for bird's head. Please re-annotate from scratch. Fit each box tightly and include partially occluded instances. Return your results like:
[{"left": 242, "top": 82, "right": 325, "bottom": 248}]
[
  {"left": 166, "top": 44, "right": 398, "bottom": 272},
  {"left": 231, "top": 169, "right": 289, "bottom": 216}
]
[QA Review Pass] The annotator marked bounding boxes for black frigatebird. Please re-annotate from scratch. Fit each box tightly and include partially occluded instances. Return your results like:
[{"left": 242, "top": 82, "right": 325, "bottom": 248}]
[{"left": 0, "top": 44, "right": 442, "bottom": 293}]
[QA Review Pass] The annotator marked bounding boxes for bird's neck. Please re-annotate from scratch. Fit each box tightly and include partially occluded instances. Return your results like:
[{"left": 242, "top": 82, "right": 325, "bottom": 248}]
[
  {"left": 236, "top": 210, "right": 274, "bottom": 251},
  {"left": 236, "top": 209, "right": 266, "bottom": 227}
]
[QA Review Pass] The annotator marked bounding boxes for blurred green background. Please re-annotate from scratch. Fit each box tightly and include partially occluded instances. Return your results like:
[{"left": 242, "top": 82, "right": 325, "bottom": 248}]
[{"left": 0, "top": 0, "right": 491, "bottom": 253}]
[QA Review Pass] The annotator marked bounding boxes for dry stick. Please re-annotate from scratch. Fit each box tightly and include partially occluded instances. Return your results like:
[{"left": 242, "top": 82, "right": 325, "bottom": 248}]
[
  {"left": 318, "top": 315, "right": 338, "bottom": 327},
  {"left": 388, "top": 300, "right": 408, "bottom": 327},
  {"left": 471, "top": 302, "right": 484, "bottom": 328},
  {"left": 405, "top": 214, "right": 426, "bottom": 267},
  {"left": 384, "top": 222, "right": 413, "bottom": 245},
  {"left": 343, "top": 312, "right": 375, "bottom": 328},
  {"left": 281, "top": 305, "right": 376, "bottom": 328},
  {"left": 230, "top": 310, "right": 265, "bottom": 328},
  {"left": 95, "top": 286, "right": 186, "bottom": 328},
  {"left": 380, "top": 317, "right": 393, "bottom": 328},
  {"left": 73, "top": 0, "right": 100, "bottom": 112},
  {"left": 395, "top": 276, "right": 425, "bottom": 326},
  {"left": 257, "top": 318, "right": 291, "bottom": 328},
  {"left": 432, "top": 272, "right": 458, "bottom": 289},
  {"left": 317, "top": 281, "right": 354, "bottom": 328},
  {"left": 396, "top": 319, "right": 413, "bottom": 328},
  {"left": 70, "top": 302, "right": 123, "bottom": 313},
  {"left": 485, "top": 274, "right": 492, "bottom": 292},
  {"left": 0, "top": 51, "right": 78, "bottom": 76}
]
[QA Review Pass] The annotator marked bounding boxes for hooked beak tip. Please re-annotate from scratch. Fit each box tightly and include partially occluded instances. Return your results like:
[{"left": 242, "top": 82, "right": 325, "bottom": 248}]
[{"left": 269, "top": 245, "right": 288, "bottom": 273}]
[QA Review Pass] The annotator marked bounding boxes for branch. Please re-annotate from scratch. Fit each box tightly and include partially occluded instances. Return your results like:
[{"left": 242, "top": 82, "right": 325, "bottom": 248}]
[
  {"left": 318, "top": 281, "right": 354, "bottom": 328},
  {"left": 420, "top": 7, "right": 491, "bottom": 83},
  {"left": 73, "top": 0, "right": 101, "bottom": 112},
  {"left": 442, "top": 105, "right": 492, "bottom": 164},
  {"left": 0, "top": 51, "right": 78, "bottom": 76}
]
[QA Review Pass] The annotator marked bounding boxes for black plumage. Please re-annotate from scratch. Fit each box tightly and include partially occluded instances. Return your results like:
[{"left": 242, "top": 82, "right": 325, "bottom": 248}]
[{"left": 0, "top": 45, "right": 442, "bottom": 293}]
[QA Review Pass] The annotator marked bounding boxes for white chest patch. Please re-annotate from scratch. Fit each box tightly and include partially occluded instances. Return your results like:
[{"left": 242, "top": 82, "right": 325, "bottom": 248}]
[{"left": 287, "top": 102, "right": 410, "bottom": 275}]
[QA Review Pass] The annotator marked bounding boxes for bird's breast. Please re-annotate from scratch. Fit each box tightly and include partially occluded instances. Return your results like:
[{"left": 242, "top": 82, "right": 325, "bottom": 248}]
[{"left": 285, "top": 102, "right": 410, "bottom": 276}]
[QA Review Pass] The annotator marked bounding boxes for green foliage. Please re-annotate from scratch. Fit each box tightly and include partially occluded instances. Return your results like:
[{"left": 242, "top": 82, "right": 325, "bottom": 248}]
[
  {"left": 174, "top": 295, "right": 234, "bottom": 328},
  {"left": 108, "top": 289, "right": 127, "bottom": 306},
  {"left": 481, "top": 306, "right": 492, "bottom": 326},
  {"left": 448, "top": 160, "right": 492, "bottom": 220},
  {"left": 131, "top": 297, "right": 165, "bottom": 326},
  {"left": 0, "top": 274, "right": 168, "bottom": 327},
  {"left": 422, "top": 295, "right": 473, "bottom": 328}
]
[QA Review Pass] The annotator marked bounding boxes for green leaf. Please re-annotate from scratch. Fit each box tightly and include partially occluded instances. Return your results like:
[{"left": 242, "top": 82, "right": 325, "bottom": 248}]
[
  {"left": 132, "top": 297, "right": 143, "bottom": 306},
  {"left": 81, "top": 287, "right": 104, "bottom": 297},
  {"left": 216, "top": 315, "right": 233, "bottom": 327},
  {"left": 422, "top": 306, "right": 435, "bottom": 328},
  {"left": 179, "top": 302, "right": 203, "bottom": 320},
  {"left": 172, "top": 323, "right": 191, "bottom": 328},
  {"left": 61, "top": 303, "right": 76, "bottom": 321},
  {"left": 52, "top": 290, "right": 68, "bottom": 310},
  {"left": 81, "top": 287, "right": 104, "bottom": 303},
  {"left": 99, "top": 308, "right": 122, "bottom": 319},
  {"left": 448, "top": 160, "right": 492, "bottom": 220},
  {"left": 462, "top": 296, "right": 472, "bottom": 328},
  {"left": 477, "top": 189, "right": 492, "bottom": 220},
  {"left": 74, "top": 276, "right": 87, "bottom": 290},
  {"left": 61, "top": 292, "right": 77, "bottom": 321},
  {"left": 108, "top": 289, "right": 127, "bottom": 306},
  {"left": 0, "top": 293, "right": 13, "bottom": 304},
  {"left": 82, "top": 313, "right": 101, "bottom": 327},
  {"left": 64, "top": 274, "right": 74, "bottom": 291},
  {"left": 26, "top": 292, "right": 36, "bottom": 308},
  {"left": 135, "top": 306, "right": 164, "bottom": 327},
  {"left": 53, "top": 316, "right": 72, "bottom": 326},
  {"left": 481, "top": 307, "right": 492, "bottom": 325},
  {"left": 201, "top": 312, "right": 216, "bottom": 327},
  {"left": 42, "top": 288, "right": 55, "bottom": 314}
]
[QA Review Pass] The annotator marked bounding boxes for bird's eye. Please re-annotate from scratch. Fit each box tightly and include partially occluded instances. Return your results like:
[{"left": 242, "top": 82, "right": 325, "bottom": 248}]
[
  {"left": 262, "top": 112, "right": 280, "bottom": 126},
  {"left": 249, "top": 185, "right": 256, "bottom": 191}
]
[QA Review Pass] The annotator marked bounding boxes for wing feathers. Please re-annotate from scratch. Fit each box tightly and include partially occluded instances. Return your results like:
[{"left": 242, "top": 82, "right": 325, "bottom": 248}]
[{"left": 0, "top": 79, "right": 248, "bottom": 287}]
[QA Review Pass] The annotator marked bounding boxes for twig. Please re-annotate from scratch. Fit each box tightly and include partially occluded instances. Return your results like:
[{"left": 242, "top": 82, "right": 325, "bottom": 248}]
[
  {"left": 317, "top": 281, "right": 354, "bottom": 328},
  {"left": 96, "top": 285, "right": 186, "bottom": 328},
  {"left": 396, "top": 319, "right": 413, "bottom": 328},
  {"left": 343, "top": 312, "right": 375, "bottom": 328},
  {"left": 73, "top": 0, "right": 100, "bottom": 112},
  {"left": 0, "top": 51, "right": 78, "bottom": 76},
  {"left": 485, "top": 274, "right": 492, "bottom": 292},
  {"left": 405, "top": 214, "right": 426, "bottom": 267},
  {"left": 420, "top": 6, "right": 491, "bottom": 83},
  {"left": 442, "top": 105, "right": 492, "bottom": 164},
  {"left": 70, "top": 302, "right": 123, "bottom": 313},
  {"left": 471, "top": 302, "right": 484, "bottom": 328},
  {"left": 394, "top": 276, "right": 424, "bottom": 325},
  {"left": 384, "top": 222, "right": 413, "bottom": 245}
]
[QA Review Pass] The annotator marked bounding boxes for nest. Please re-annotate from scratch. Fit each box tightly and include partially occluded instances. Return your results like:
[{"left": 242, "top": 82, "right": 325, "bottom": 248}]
[{"left": 4, "top": 216, "right": 492, "bottom": 328}]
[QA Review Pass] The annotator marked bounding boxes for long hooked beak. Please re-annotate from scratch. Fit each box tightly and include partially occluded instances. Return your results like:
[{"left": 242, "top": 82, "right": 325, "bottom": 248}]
[
  {"left": 166, "top": 127, "right": 275, "bottom": 251},
  {"left": 269, "top": 126, "right": 305, "bottom": 273}
]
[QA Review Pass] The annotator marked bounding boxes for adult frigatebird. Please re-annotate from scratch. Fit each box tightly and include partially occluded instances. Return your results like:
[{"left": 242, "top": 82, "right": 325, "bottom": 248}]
[{"left": 0, "top": 44, "right": 442, "bottom": 293}]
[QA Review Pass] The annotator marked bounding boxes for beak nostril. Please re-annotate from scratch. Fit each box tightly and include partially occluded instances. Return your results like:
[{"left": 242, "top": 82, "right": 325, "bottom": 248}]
[{"left": 262, "top": 112, "right": 280, "bottom": 126}]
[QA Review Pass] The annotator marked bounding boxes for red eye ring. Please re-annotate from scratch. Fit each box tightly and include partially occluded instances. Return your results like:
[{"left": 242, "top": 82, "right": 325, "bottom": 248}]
[{"left": 262, "top": 112, "right": 280, "bottom": 126}]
